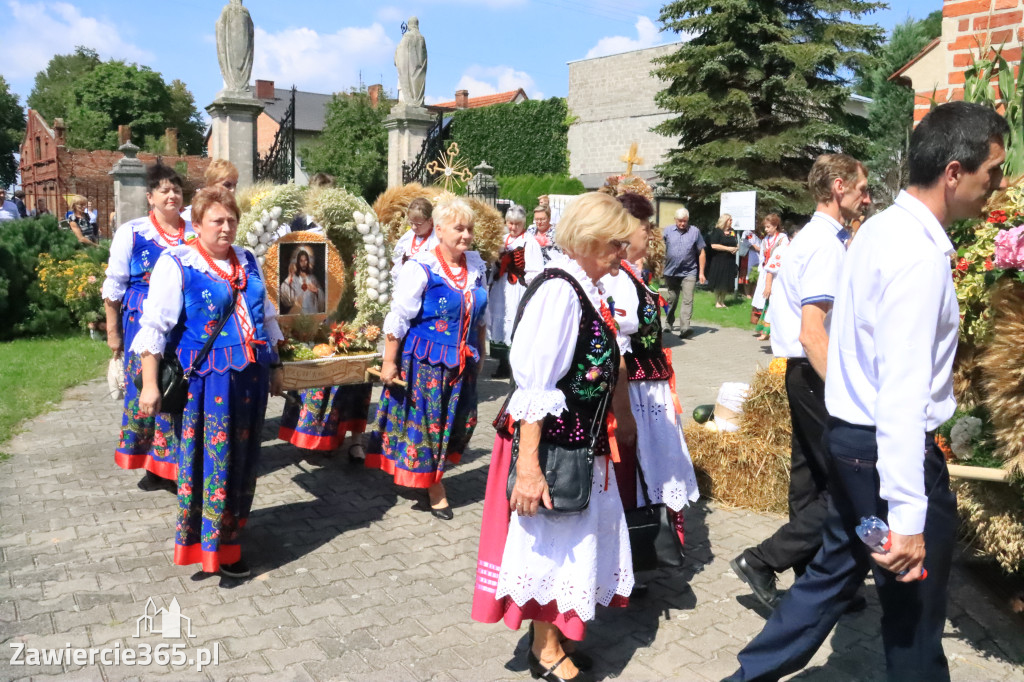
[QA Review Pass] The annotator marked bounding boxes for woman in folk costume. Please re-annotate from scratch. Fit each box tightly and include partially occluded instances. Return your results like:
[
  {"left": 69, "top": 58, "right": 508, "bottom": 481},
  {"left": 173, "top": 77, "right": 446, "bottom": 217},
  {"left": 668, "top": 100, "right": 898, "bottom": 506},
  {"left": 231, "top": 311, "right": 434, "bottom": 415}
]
[
  {"left": 751, "top": 214, "right": 787, "bottom": 341},
  {"left": 605, "top": 193, "right": 700, "bottom": 532},
  {"left": 487, "top": 205, "right": 543, "bottom": 379},
  {"left": 102, "top": 162, "right": 194, "bottom": 492},
  {"left": 366, "top": 197, "right": 487, "bottom": 521},
  {"left": 390, "top": 197, "right": 439, "bottom": 280},
  {"left": 134, "top": 188, "right": 284, "bottom": 578},
  {"left": 472, "top": 193, "right": 638, "bottom": 682},
  {"left": 279, "top": 171, "right": 374, "bottom": 459}
]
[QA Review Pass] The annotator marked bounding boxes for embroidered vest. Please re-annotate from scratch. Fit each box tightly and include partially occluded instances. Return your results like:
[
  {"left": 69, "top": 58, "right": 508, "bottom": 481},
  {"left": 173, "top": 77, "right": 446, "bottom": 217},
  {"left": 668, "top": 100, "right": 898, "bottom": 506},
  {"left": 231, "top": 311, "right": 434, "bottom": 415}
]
[
  {"left": 622, "top": 267, "right": 672, "bottom": 381},
  {"left": 404, "top": 264, "right": 488, "bottom": 369},
  {"left": 497, "top": 246, "right": 528, "bottom": 285},
  {"left": 513, "top": 269, "right": 619, "bottom": 455},
  {"left": 123, "top": 226, "right": 195, "bottom": 313},
  {"left": 171, "top": 249, "right": 274, "bottom": 374}
]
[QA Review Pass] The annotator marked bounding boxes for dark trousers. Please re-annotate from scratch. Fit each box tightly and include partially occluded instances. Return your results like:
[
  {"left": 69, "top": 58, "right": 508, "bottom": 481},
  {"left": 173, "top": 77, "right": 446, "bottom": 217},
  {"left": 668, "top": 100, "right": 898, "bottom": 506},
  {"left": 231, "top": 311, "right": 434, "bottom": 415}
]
[
  {"left": 728, "top": 419, "right": 956, "bottom": 682},
  {"left": 744, "top": 358, "right": 831, "bottom": 575}
]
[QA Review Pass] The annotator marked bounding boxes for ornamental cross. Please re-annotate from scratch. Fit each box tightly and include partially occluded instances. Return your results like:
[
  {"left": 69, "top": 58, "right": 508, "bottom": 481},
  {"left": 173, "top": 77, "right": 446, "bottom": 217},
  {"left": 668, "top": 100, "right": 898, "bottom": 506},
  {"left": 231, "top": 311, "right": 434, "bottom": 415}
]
[
  {"left": 426, "top": 142, "right": 474, "bottom": 193},
  {"left": 620, "top": 142, "right": 644, "bottom": 176}
]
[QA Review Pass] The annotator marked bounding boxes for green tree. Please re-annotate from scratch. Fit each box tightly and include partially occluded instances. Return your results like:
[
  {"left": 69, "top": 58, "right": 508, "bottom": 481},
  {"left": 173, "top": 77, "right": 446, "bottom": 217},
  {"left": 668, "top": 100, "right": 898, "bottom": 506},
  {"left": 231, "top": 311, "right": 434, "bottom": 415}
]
[
  {"left": 654, "top": 0, "right": 884, "bottom": 219},
  {"left": 0, "top": 76, "right": 27, "bottom": 188},
  {"left": 26, "top": 47, "right": 101, "bottom": 123},
  {"left": 301, "top": 87, "right": 394, "bottom": 202},
  {"left": 449, "top": 98, "right": 570, "bottom": 176},
  {"left": 65, "top": 61, "right": 171, "bottom": 150},
  {"left": 857, "top": 12, "right": 943, "bottom": 207}
]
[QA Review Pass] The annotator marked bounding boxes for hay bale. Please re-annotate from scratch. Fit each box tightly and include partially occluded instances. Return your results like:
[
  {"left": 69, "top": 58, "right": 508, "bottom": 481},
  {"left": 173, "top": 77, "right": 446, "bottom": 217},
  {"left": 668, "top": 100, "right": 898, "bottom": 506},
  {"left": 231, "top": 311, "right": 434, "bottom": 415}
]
[
  {"left": 954, "top": 478, "right": 1024, "bottom": 575},
  {"left": 979, "top": 279, "right": 1024, "bottom": 476}
]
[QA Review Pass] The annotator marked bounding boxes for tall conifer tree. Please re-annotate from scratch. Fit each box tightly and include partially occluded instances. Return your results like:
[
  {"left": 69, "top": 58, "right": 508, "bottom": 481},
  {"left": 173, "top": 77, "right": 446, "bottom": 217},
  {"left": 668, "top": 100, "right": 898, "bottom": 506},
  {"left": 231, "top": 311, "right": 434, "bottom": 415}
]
[{"left": 653, "top": 0, "right": 883, "bottom": 217}]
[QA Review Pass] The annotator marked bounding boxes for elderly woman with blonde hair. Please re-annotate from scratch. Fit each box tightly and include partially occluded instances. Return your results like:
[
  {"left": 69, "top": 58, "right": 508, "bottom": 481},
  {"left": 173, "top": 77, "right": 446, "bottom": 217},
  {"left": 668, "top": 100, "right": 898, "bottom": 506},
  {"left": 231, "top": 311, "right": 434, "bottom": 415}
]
[
  {"left": 181, "top": 159, "right": 238, "bottom": 223},
  {"left": 365, "top": 196, "right": 488, "bottom": 520},
  {"left": 472, "top": 192, "right": 637, "bottom": 682},
  {"left": 707, "top": 213, "right": 739, "bottom": 308}
]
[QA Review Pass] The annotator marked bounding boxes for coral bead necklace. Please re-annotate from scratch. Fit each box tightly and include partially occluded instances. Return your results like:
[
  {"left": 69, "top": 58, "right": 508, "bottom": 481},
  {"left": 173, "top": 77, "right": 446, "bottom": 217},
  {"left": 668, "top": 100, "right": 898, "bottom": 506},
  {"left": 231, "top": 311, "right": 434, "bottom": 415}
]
[
  {"left": 195, "top": 241, "right": 247, "bottom": 291},
  {"left": 434, "top": 246, "right": 468, "bottom": 289},
  {"left": 149, "top": 210, "right": 186, "bottom": 245}
]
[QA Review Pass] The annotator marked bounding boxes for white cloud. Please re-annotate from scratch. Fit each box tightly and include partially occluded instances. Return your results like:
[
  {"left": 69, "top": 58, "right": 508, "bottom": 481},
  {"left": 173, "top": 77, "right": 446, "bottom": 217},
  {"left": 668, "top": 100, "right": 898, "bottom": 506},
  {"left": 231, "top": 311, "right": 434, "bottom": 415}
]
[
  {"left": 585, "top": 16, "right": 665, "bottom": 59},
  {"left": 0, "top": 1, "right": 153, "bottom": 79},
  {"left": 375, "top": 6, "right": 407, "bottom": 23},
  {"left": 253, "top": 23, "right": 395, "bottom": 95},
  {"left": 448, "top": 65, "right": 543, "bottom": 100}
]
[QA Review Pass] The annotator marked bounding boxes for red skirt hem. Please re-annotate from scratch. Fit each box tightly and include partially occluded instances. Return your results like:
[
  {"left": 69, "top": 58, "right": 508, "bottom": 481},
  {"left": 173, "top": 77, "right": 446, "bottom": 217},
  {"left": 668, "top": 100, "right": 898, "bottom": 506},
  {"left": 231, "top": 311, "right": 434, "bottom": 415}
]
[
  {"left": 115, "top": 451, "right": 177, "bottom": 481},
  {"left": 173, "top": 542, "right": 241, "bottom": 573},
  {"left": 279, "top": 420, "right": 369, "bottom": 451},
  {"left": 364, "top": 452, "right": 461, "bottom": 488}
]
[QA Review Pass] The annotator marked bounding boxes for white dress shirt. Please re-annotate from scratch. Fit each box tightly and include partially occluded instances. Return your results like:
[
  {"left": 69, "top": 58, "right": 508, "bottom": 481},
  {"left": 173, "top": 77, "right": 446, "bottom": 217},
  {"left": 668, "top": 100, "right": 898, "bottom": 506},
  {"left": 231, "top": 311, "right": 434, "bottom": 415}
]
[
  {"left": 825, "top": 191, "right": 959, "bottom": 535},
  {"left": 768, "top": 211, "right": 847, "bottom": 359}
]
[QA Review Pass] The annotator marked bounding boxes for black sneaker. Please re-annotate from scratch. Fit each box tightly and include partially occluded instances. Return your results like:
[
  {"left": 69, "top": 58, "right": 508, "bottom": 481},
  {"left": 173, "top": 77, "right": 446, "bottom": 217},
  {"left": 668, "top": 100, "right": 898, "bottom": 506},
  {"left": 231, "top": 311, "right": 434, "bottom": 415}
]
[
  {"left": 219, "top": 560, "right": 250, "bottom": 578},
  {"left": 730, "top": 555, "right": 780, "bottom": 609}
]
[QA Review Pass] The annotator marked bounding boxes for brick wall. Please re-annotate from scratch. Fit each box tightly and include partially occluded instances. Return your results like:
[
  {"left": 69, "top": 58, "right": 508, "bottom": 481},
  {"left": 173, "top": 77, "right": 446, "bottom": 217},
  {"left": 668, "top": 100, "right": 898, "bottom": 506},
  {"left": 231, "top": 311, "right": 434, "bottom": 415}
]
[
  {"left": 903, "top": 0, "right": 1023, "bottom": 123},
  {"left": 567, "top": 43, "right": 680, "bottom": 188}
]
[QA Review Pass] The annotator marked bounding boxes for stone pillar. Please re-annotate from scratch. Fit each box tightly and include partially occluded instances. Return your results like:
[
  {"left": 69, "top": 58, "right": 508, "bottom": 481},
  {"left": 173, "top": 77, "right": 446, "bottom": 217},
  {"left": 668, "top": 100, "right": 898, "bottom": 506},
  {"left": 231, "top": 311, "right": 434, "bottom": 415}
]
[
  {"left": 384, "top": 104, "right": 435, "bottom": 188},
  {"left": 206, "top": 95, "right": 264, "bottom": 190},
  {"left": 109, "top": 142, "right": 148, "bottom": 228}
]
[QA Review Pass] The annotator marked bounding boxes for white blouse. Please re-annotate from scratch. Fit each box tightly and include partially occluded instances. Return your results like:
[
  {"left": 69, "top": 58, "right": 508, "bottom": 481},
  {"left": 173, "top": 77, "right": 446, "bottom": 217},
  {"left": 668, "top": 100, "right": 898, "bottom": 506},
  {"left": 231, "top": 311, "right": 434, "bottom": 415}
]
[
  {"left": 508, "top": 253, "right": 609, "bottom": 424},
  {"left": 390, "top": 229, "right": 439, "bottom": 281},
  {"left": 499, "top": 232, "right": 544, "bottom": 286},
  {"left": 761, "top": 233, "right": 790, "bottom": 276},
  {"left": 129, "top": 245, "right": 284, "bottom": 357},
  {"left": 382, "top": 249, "right": 488, "bottom": 340},
  {"left": 101, "top": 216, "right": 194, "bottom": 302},
  {"left": 600, "top": 268, "right": 640, "bottom": 355}
]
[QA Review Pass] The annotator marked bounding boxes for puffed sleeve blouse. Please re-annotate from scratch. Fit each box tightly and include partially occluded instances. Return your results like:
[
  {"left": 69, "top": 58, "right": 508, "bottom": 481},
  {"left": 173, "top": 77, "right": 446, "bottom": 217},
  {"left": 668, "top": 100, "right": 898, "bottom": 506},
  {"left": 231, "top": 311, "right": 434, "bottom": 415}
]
[{"left": 101, "top": 217, "right": 194, "bottom": 303}]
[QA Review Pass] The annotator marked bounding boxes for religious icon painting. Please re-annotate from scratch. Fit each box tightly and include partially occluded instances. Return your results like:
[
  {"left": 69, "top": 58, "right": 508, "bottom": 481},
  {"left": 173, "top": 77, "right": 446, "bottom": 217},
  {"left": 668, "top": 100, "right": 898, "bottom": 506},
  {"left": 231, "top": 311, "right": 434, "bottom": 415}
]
[{"left": 263, "top": 232, "right": 345, "bottom": 327}]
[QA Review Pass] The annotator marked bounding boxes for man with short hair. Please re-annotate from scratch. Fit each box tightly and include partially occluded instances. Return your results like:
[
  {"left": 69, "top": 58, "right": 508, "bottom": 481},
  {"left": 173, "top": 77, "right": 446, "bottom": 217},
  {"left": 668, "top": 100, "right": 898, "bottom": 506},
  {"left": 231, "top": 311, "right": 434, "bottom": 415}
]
[
  {"left": 727, "top": 101, "right": 1009, "bottom": 682},
  {"left": 731, "top": 153, "right": 871, "bottom": 608},
  {"left": 13, "top": 190, "right": 28, "bottom": 218},
  {"left": 0, "top": 189, "right": 20, "bottom": 222},
  {"left": 661, "top": 208, "right": 706, "bottom": 338}
]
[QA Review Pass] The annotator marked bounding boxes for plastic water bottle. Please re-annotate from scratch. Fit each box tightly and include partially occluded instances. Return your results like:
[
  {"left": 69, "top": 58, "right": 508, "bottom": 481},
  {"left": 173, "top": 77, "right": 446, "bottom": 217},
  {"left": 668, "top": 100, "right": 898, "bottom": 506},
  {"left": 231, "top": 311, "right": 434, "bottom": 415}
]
[
  {"left": 855, "top": 515, "right": 927, "bottom": 579},
  {"left": 855, "top": 516, "right": 892, "bottom": 553}
]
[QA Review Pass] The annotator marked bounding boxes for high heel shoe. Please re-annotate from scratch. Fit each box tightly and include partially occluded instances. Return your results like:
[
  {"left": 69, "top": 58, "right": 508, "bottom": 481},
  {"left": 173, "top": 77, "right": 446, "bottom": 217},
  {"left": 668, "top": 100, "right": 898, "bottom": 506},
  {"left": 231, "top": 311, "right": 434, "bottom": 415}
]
[
  {"left": 528, "top": 624, "right": 592, "bottom": 671},
  {"left": 527, "top": 650, "right": 593, "bottom": 682}
]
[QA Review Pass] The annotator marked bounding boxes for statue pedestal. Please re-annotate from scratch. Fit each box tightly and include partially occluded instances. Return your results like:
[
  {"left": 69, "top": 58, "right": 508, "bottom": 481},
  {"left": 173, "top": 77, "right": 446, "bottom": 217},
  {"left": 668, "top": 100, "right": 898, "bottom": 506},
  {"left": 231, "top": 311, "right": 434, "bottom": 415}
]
[
  {"left": 206, "top": 94, "right": 264, "bottom": 189},
  {"left": 109, "top": 142, "right": 148, "bottom": 227},
  {"left": 384, "top": 104, "right": 435, "bottom": 188}
]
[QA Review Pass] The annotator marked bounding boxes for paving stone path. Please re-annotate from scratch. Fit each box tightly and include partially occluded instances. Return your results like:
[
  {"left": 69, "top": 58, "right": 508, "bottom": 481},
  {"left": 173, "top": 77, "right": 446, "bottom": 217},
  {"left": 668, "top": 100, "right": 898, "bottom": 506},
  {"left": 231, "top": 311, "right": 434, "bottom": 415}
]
[{"left": 1, "top": 322, "right": 1022, "bottom": 681}]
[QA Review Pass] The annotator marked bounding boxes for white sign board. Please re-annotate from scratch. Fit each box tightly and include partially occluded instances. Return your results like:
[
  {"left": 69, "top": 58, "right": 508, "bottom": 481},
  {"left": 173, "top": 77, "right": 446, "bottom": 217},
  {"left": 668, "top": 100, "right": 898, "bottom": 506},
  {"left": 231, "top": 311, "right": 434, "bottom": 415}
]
[{"left": 720, "top": 191, "right": 757, "bottom": 234}]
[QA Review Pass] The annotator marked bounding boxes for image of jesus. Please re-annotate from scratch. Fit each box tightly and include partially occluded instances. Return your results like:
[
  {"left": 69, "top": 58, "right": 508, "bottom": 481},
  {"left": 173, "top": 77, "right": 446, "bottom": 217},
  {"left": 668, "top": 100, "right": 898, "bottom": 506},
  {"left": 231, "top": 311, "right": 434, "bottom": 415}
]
[{"left": 279, "top": 247, "right": 325, "bottom": 314}]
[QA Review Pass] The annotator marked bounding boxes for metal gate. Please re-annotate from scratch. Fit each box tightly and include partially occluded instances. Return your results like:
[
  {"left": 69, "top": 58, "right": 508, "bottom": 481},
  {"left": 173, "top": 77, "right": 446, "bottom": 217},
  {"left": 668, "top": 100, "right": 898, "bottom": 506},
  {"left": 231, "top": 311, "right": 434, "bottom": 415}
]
[
  {"left": 256, "top": 87, "right": 296, "bottom": 185},
  {"left": 402, "top": 113, "right": 450, "bottom": 185}
]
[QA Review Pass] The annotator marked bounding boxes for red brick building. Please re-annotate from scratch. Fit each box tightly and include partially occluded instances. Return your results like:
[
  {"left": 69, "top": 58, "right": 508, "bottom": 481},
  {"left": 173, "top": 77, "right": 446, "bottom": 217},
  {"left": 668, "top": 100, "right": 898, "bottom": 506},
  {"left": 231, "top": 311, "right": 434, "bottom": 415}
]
[
  {"left": 891, "top": 0, "right": 1023, "bottom": 123},
  {"left": 19, "top": 110, "right": 210, "bottom": 238}
]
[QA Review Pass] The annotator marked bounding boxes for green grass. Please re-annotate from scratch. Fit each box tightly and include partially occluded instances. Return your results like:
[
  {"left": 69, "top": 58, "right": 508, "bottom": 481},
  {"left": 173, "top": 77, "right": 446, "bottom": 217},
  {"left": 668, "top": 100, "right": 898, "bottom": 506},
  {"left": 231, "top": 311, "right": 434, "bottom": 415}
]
[
  {"left": 0, "top": 335, "right": 110, "bottom": 446},
  {"left": 689, "top": 289, "right": 758, "bottom": 329}
]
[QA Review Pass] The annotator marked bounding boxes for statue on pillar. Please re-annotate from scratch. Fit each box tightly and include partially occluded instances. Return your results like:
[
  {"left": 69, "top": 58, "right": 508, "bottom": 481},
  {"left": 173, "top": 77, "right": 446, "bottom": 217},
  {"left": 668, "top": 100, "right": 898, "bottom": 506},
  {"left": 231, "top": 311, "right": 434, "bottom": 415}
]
[
  {"left": 395, "top": 17, "right": 427, "bottom": 107},
  {"left": 216, "top": 0, "right": 255, "bottom": 96}
]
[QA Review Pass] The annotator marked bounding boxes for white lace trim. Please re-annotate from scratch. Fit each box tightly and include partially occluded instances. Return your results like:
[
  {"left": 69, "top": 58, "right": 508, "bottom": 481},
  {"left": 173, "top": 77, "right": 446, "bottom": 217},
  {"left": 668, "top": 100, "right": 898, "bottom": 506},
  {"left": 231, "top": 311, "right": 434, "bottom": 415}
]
[
  {"left": 382, "top": 314, "right": 410, "bottom": 341},
  {"left": 495, "top": 456, "right": 634, "bottom": 621},
  {"left": 545, "top": 253, "right": 606, "bottom": 311},
  {"left": 136, "top": 215, "right": 194, "bottom": 248},
  {"left": 131, "top": 327, "right": 167, "bottom": 357},
  {"left": 411, "top": 249, "right": 488, "bottom": 290},
  {"left": 101, "top": 278, "right": 128, "bottom": 303},
  {"left": 507, "top": 388, "right": 567, "bottom": 423},
  {"left": 164, "top": 244, "right": 248, "bottom": 274}
]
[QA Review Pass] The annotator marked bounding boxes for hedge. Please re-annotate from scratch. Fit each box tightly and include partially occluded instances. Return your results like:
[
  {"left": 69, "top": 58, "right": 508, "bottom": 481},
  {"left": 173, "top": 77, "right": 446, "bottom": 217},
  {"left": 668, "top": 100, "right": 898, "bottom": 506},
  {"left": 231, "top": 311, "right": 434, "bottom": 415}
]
[
  {"left": 496, "top": 174, "right": 585, "bottom": 215},
  {"left": 449, "top": 98, "right": 569, "bottom": 176},
  {"left": 0, "top": 217, "right": 101, "bottom": 339}
]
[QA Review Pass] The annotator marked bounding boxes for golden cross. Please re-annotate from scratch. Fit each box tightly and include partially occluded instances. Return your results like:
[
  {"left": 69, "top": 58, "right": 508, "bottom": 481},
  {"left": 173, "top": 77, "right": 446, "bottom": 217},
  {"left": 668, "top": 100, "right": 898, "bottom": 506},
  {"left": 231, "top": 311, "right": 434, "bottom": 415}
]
[{"left": 620, "top": 142, "right": 644, "bottom": 176}]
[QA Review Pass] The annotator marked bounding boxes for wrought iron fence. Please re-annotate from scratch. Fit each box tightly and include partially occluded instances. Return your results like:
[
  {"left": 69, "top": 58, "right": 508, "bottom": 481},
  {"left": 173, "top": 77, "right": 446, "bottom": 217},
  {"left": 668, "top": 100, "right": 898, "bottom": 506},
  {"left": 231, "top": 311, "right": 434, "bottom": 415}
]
[{"left": 256, "top": 87, "right": 296, "bottom": 185}]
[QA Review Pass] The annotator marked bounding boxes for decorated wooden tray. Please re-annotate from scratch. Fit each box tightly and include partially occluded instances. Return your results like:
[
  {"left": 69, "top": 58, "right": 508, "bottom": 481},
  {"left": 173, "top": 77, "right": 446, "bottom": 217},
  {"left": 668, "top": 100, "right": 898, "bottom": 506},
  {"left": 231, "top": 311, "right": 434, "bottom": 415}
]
[{"left": 280, "top": 353, "right": 381, "bottom": 391}]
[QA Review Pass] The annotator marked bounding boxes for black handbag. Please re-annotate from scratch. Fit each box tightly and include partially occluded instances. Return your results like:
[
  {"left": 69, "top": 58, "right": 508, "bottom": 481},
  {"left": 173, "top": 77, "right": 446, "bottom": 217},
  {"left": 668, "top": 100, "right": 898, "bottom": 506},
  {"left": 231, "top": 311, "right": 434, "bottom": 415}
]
[
  {"left": 134, "top": 290, "right": 239, "bottom": 415},
  {"left": 506, "top": 391, "right": 610, "bottom": 514},
  {"left": 625, "top": 452, "right": 685, "bottom": 572}
]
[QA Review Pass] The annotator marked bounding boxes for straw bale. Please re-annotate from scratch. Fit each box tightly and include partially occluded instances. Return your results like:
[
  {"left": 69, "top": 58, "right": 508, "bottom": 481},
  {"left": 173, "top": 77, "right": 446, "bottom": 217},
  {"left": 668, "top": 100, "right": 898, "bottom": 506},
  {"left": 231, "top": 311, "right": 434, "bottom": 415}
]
[
  {"left": 955, "top": 478, "right": 1024, "bottom": 575},
  {"left": 980, "top": 279, "right": 1024, "bottom": 475}
]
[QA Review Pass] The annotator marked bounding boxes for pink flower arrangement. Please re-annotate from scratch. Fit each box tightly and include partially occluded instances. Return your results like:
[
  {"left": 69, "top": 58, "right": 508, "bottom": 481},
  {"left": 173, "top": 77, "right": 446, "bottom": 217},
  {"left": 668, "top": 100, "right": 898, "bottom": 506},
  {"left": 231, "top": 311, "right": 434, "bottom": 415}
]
[{"left": 994, "top": 225, "right": 1024, "bottom": 270}]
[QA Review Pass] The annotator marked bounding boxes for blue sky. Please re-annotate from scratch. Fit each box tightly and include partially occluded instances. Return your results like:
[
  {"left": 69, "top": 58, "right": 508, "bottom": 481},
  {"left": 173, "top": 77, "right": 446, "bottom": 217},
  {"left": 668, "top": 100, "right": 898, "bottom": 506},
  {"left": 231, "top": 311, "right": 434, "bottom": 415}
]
[{"left": 1, "top": 0, "right": 939, "bottom": 115}]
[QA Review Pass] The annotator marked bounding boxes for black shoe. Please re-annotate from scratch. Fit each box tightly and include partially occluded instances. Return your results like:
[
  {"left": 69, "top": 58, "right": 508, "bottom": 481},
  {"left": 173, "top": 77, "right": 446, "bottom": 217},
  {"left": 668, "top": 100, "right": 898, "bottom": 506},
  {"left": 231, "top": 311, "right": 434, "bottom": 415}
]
[
  {"left": 679, "top": 328, "right": 694, "bottom": 339},
  {"left": 630, "top": 582, "right": 649, "bottom": 598},
  {"left": 138, "top": 471, "right": 175, "bottom": 493},
  {"left": 527, "top": 650, "right": 593, "bottom": 682},
  {"left": 219, "top": 560, "right": 250, "bottom": 578},
  {"left": 730, "top": 555, "right": 780, "bottom": 609},
  {"left": 528, "top": 625, "right": 593, "bottom": 671},
  {"left": 845, "top": 594, "right": 868, "bottom": 614}
]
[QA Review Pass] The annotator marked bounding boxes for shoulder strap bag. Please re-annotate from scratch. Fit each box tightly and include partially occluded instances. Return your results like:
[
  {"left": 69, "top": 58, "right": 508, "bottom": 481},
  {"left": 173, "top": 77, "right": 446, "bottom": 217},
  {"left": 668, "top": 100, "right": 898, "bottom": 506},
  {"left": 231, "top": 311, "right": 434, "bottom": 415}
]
[{"left": 134, "top": 289, "right": 239, "bottom": 415}]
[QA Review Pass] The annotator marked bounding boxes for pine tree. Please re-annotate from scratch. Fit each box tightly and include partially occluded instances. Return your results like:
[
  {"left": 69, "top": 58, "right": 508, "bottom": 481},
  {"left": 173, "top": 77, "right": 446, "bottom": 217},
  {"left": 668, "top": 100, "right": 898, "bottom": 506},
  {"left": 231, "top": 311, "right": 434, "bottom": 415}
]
[{"left": 654, "top": 0, "right": 884, "bottom": 219}]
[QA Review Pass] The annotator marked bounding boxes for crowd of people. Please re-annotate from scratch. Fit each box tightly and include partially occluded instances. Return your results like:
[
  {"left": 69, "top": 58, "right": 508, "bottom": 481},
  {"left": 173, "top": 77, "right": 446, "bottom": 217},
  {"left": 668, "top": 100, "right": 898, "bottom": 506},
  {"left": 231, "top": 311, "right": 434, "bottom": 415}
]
[{"left": 91, "top": 99, "right": 1008, "bottom": 682}]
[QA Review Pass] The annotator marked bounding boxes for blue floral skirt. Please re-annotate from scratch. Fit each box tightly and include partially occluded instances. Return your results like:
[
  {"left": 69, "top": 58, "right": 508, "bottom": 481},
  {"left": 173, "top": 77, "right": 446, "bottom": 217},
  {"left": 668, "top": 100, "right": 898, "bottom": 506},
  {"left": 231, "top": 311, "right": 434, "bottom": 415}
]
[
  {"left": 115, "top": 304, "right": 179, "bottom": 481},
  {"left": 365, "top": 354, "right": 478, "bottom": 488},
  {"left": 173, "top": 363, "right": 269, "bottom": 572},
  {"left": 278, "top": 383, "right": 373, "bottom": 451}
]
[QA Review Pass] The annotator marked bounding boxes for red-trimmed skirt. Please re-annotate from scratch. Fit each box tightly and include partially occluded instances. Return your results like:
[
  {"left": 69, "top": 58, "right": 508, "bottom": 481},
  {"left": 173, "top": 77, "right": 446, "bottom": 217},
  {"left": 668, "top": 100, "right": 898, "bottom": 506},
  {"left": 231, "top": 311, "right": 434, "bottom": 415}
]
[{"left": 278, "top": 383, "right": 372, "bottom": 451}]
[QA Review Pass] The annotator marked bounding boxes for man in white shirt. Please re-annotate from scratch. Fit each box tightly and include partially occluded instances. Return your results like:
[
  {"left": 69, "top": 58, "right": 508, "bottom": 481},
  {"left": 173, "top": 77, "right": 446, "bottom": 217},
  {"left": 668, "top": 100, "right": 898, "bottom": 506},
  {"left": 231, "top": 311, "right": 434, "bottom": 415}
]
[
  {"left": 728, "top": 102, "right": 1009, "bottom": 682},
  {"left": 0, "top": 189, "right": 20, "bottom": 222},
  {"left": 731, "top": 154, "right": 871, "bottom": 609}
]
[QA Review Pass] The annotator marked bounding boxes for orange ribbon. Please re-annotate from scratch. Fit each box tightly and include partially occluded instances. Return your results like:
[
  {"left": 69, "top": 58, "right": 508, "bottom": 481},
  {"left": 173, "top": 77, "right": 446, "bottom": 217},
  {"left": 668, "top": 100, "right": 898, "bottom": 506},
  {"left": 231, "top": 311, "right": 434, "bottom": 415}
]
[{"left": 664, "top": 347, "right": 683, "bottom": 415}]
